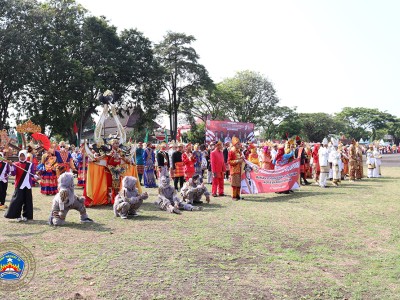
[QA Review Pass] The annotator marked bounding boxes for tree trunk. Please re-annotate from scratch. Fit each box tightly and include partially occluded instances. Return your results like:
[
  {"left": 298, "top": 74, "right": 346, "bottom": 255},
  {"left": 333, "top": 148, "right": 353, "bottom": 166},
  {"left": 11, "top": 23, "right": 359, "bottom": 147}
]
[{"left": 169, "top": 111, "right": 173, "bottom": 142}]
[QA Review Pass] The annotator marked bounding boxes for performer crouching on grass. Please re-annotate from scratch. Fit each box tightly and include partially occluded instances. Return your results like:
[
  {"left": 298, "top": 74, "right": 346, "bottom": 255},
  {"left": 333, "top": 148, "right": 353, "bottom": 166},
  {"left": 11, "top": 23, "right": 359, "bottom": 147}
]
[
  {"left": 4, "top": 150, "right": 40, "bottom": 222},
  {"left": 155, "top": 176, "right": 203, "bottom": 214},
  {"left": 180, "top": 174, "right": 211, "bottom": 204},
  {"left": 113, "top": 176, "right": 148, "bottom": 219},
  {"left": 49, "top": 172, "right": 93, "bottom": 226}
]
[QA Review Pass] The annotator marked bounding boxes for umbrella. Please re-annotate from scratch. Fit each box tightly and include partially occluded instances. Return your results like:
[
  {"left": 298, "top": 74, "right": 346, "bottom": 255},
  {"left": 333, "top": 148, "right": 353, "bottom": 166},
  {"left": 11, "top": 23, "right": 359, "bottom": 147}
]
[{"left": 32, "top": 132, "right": 51, "bottom": 150}]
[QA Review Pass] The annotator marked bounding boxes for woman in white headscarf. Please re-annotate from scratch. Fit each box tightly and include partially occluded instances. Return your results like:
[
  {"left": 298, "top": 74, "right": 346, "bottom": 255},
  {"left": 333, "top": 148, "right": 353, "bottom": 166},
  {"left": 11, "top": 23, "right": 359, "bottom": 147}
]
[{"left": 4, "top": 150, "right": 40, "bottom": 221}]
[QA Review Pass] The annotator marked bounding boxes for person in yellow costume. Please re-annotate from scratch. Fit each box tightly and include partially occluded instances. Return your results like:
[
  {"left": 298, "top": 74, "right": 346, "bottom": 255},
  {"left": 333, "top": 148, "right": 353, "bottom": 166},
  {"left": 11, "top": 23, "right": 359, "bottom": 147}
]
[
  {"left": 247, "top": 143, "right": 260, "bottom": 166},
  {"left": 228, "top": 137, "right": 244, "bottom": 200}
]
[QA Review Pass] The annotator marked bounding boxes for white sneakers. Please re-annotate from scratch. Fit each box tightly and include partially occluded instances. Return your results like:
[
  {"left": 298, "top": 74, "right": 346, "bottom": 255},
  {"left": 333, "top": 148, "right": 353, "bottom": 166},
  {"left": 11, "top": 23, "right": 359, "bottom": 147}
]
[{"left": 17, "top": 217, "right": 28, "bottom": 222}]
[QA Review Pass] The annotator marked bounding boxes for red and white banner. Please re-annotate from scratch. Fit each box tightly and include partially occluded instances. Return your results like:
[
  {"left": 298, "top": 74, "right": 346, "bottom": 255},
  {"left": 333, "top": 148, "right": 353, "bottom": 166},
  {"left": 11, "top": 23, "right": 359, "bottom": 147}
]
[
  {"left": 205, "top": 120, "right": 255, "bottom": 143},
  {"left": 241, "top": 159, "right": 300, "bottom": 194}
]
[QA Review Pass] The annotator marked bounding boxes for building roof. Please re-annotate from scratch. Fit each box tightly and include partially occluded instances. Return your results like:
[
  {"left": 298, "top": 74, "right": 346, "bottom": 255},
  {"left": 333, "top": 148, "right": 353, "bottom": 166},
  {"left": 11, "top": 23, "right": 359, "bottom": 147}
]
[{"left": 102, "top": 107, "right": 160, "bottom": 137}]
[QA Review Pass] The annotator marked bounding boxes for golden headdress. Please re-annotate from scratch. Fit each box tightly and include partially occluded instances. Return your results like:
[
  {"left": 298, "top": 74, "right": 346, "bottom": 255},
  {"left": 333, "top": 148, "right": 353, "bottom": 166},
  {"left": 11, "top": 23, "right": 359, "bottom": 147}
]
[{"left": 232, "top": 136, "right": 240, "bottom": 146}]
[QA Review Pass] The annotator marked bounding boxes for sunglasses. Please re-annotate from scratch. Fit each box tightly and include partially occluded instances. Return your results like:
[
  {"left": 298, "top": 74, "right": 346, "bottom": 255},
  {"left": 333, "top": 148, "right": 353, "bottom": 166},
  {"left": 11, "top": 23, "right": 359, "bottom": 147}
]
[{"left": 60, "top": 146, "right": 65, "bottom": 148}]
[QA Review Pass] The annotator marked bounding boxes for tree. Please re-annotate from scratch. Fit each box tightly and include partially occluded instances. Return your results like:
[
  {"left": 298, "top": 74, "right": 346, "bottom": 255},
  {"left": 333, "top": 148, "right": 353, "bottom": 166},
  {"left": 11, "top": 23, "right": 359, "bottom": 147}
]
[
  {"left": 180, "top": 86, "right": 227, "bottom": 123},
  {"left": 154, "top": 32, "right": 213, "bottom": 140},
  {"left": 274, "top": 115, "right": 303, "bottom": 140},
  {"left": 216, "top": 71, "right": 280, "bottom": 126},
  {"left": 14, "top": 0, "right": 163, "bottom": 143},
  {"left": 335, "top": 107, "right": 396, "bottom": 141},
  {"left": 0, "top": 0, "right": 39, "bottom": 130},
  {"left": 383, "top": 118, "right": 400, "bottom": 145},
  {"left": 298, "top": 113, "right": 345, "bottom": 142},
  {"left": 18, "top": 0, "right": 88, "bottom": 141},
  {"left": 260, "top": 106, "right": 297, "bottom": 140}
]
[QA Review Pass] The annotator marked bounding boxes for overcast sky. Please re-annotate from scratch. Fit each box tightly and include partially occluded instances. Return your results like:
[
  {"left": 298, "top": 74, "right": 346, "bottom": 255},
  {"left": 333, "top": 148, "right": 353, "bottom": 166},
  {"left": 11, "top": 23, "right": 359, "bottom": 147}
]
[{"left": 77, "top": 0, "right": 400, "bottom": 118}]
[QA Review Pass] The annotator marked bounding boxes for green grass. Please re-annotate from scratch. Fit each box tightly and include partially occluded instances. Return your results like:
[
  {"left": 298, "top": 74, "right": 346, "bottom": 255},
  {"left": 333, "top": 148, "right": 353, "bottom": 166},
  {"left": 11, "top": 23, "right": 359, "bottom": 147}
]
[{"left": 1, "top": 158, "right": 400, "bottom": 299}]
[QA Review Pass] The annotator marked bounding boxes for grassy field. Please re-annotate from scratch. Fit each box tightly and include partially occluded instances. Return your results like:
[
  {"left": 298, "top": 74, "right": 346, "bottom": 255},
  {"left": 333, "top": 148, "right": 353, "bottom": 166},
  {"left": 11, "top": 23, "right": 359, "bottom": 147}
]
[{"left": 1, "top": 154, "right": 400, "bottom": 300}]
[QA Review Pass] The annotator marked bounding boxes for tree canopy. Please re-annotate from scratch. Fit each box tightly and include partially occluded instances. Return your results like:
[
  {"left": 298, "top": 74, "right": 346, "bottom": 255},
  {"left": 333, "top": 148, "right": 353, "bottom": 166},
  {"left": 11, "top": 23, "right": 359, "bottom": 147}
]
[
  {"left": 154, "top": 31, "right": 213, "bottom": 141},
  {"left": 1, "top": 0, "right": 398, "bottom": 145}
]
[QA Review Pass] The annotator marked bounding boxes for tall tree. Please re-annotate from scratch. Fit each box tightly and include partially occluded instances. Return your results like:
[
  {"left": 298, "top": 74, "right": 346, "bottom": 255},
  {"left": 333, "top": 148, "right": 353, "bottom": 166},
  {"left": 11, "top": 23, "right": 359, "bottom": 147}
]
[
  {"left": 154, "top": 32, "right": 212, "bottom": 140},
  {"left": 0, "top": 0, "right": 38, "bottom": 130},
  {"left": 19, "top": 0, "right": 87, "bottom": 140},
  {"left": 15, "top": 0, "right": 163, "bottom": 143},
  {"left": 217, "top": 70, "right": 280, "bottom": 126}
]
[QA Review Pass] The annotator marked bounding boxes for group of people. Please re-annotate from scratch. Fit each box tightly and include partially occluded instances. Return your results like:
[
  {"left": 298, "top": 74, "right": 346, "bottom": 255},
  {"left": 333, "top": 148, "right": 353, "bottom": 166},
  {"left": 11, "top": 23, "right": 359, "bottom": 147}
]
[{"left": 0, "top": 134, "right": 387, "bottom": 225}]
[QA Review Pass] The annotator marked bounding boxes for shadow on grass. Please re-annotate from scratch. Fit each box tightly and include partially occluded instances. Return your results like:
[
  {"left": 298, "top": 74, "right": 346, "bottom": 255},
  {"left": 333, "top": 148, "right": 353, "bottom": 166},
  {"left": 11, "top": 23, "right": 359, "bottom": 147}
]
[
  {"left": 363, "top": 177, "right": 398, "bottom": 182},
  {"left": 3, "top": 219, "right": 51, "bottom": 238},
  {"left": 61, "top": 221, "right": 113, "bottom": 232},
  {"left": 197, "top": 202, "right": 224, "bottom": 208},
  {"left": 86, "top": 205, "right": 113, "bottom": 210},
  {"left": 243, "top": 191, "right": 346, "bottom": 202},
  {"left": 128, "top": 215, "right": 169, "bottom": 222}
]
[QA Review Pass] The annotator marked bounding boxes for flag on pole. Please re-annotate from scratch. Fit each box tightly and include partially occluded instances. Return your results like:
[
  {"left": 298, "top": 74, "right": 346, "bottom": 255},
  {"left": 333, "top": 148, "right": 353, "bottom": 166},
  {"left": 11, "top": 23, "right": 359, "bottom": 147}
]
[
  {"left": 17, "top": 133, "right": 23, "bottom": 148},
  {"left": 144, "top": 128, "right": 149, "bottom": 143},
  {"left": 164, "top": 128, "right": 168, "bottom": 143},
  {"left": 176, "top": 128, "right": 181, "bottom": 143},
  {"left": 73, "top": 122, "right": 79, "bottom": 146}
]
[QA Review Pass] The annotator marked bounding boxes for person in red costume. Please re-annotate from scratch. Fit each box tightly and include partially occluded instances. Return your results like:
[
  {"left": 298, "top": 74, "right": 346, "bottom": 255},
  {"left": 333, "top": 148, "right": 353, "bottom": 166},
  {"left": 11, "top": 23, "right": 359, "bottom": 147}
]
[
  {"left": 312, "top": 143, "right": 320, "bottom": 184},
  {"left": 210, "top": 141, "right": 226, "bottom": 197},
  {"left": 104, "top": 139, "right": 131, "bottom": 203},
  {"left": 182, "top": 143, "right": 197, "bottom": 181},
  {"left": 4, "top": 150, "right": 41, "bottom": 221}
]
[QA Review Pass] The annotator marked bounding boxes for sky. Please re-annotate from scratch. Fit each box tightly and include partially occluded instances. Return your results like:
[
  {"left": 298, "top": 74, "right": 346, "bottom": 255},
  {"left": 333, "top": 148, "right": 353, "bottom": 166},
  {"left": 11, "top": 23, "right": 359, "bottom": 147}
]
[{"left": 76, "top": 0, "right": 400, "bottom": 118}]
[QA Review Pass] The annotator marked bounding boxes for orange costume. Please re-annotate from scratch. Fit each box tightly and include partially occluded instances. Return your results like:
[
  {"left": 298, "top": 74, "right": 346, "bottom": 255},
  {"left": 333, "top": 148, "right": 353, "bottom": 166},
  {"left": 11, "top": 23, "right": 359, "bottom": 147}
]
[
  {"left": 304, "top": 145, "right": 312, "bottom": 179},
  {"left": 84, "top": 146, "right": 142, "bottom": 207},
  {"left": 228, "top": 137, "right": 243, "bottom": 200},
  {"left": 262, "top": 145, "right": 274, "bottom": 170},
  {"left": 341, "top": 147, "right": 349, "bottom": 179}
]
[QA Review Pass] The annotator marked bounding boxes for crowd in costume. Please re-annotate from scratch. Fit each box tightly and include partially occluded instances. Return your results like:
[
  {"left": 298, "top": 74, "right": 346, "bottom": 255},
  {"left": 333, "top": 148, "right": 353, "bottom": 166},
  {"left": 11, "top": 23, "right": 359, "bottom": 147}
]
[
  {"left": 0, "top": 88, "right": 393, "bottom": 224},
  {"left": 0, "top": 135, "right": 393, "bottom": 224}
]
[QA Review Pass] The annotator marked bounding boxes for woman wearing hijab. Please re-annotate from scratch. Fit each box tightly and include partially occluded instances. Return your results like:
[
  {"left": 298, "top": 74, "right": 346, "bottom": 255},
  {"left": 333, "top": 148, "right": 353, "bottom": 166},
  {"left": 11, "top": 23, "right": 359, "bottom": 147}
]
[{"left": 4, "top": 150, "right": 40, "bottom": 221}]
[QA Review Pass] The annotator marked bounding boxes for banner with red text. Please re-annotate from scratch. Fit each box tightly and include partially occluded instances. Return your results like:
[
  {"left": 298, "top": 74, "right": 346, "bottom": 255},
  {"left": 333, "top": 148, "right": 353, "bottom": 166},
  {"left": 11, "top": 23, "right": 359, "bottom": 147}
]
[{"left": 241, "top": 159, "right": 300, "bottom": 194}]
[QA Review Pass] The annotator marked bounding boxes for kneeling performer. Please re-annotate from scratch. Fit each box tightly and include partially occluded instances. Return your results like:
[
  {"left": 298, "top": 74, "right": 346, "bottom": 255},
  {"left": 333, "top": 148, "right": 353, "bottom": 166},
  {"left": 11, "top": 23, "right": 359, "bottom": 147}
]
[
  {"left": 180, "top": 174, "right": 210, "bottom": 204},
  {"left": 49, "top": 172, "right": 93, "bottom": 226},
  {"left": 156, "top": 176, "right": 203, "bottom": 214},
  {"left": 113, "top": 176, "right": 148, "bottom": 219}
]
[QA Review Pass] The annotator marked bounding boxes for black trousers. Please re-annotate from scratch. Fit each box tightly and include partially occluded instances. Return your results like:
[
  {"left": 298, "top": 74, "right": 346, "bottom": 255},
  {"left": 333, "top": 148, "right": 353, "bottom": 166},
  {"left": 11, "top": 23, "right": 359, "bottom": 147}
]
[
  {"left": 4, "top": 187, "right": 33, "bottom": 219},
  {"left": 0, "top": 181, "right": 7, "bottom": 205},
  {"left": 174, "top": 176, "right": 185, "bottom": 191}
]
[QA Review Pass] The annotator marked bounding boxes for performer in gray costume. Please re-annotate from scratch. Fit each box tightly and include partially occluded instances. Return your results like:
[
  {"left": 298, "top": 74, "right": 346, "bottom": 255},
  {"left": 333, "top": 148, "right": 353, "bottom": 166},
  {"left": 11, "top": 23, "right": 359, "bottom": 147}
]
[
  {"left": 180, "top": 174, "right": 210, "bottom": 204},
  {"left": 113, "top": 176, "right": 148, "bottom": 219},
  {"left": 49, "top": 172, "right": 93, "bottom": 226},
  {"left": 155, "top": 176, "right": 203, "bottom": 214}
]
